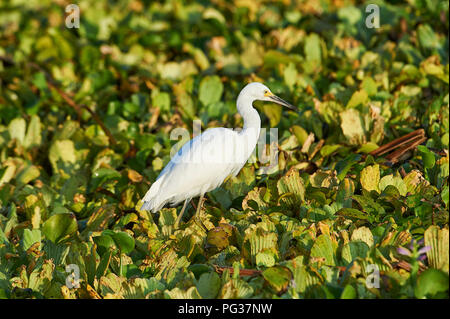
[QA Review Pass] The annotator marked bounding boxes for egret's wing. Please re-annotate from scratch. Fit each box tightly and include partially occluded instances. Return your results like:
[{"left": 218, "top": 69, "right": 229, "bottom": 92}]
[
  {"left": 159, "top": 127, "right": 242, "bottom": 188},
  {"left": 142, "top": 128, "right": 248, "bottom": 211},
  {"left": 159, "top": 128, "right": 239, "bottom": 176}
]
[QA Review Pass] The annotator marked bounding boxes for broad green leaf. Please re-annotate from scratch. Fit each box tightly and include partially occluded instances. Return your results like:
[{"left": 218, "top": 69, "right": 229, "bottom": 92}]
[
  {"left": 262, "top": 103, "right": 282, "bottom": 127},
  {"left": 286, "top": 257, "right": 320, "bottom": 293},
  {"left": 23, "top": 115, "right": 42, "bottom": 149},
  {"left": 16, "top": 165, "right": 40, "bottom": 185},
  {"left": 346, "top": 90, "right": 368, "bottom": 109},
  {"left": 199, "top": 76, "right": 223, "bottom": 106},
  {"left": 291, "top": 125, "right": 309, "bottom": 145},
  {"left": 341, "top": 109, "right": 366, "bottom": 145},
  {"left": 351, "top": 227, "right": 374, "bottom": 247},
  {"left": 42, "top": 213, "right": 78, "bottom": 244},
  {"left": 207, "top": 227, "right": 230, "bottom": 250},
  {"left": 196, "top": 272, "right": 221, "bottom": 299},
  {"left": 311, "top": 234, "right": 337, "bottom": 266},
  {"left": 417, "top": 24, "right": 440, "bottom": 50},
  {"left": 415, "top": 269, "right": 449, "bottom": 298},
  {"left": 89, "top": 168, "right": 121, "bottom": 191},
  {"left": 424, "top": 226, "right": 449, "bottom": 273},
  {"left": 304, "top": 34, "right": 322, "bottom": 72},
  {"left": 165, "top": 286, "right": 202, "bottom": 299},
  {"left": 403, "top": 170, "right": 430, "bottom": 194},
  {"left": 152, "top": 91, "right": 171, "bottom": 113},
  {"left": 336, "top": 208, "right": 369, "bottom": 221},
  {"left": 8, "top": 118, "right": 26, "bottom": 146},
  {"left": 111, "top": 231, "right": 135, "bottom": 254},
  {"left": 22, "top": 229, "right": 41, "bottom": 251},
  {"left": 94, "top": 234, "right": 116, "bottom": 256},
  {"left": 284, "top": 63, "right": 298, "bottom": 89},
  {"left": 255, "top": 251, "right": 276, "bottom": 268},
  {"left": 379, "top": 174, "right": 407, "bottom": 196},
  {"left": 262, "top": 266, "right": 292, "bottom": 293},
  {"left": 341, "top": 241, "right": 370, "bottom": 264},
  {"left": 49, "top": 139, "right": 77, "bottom": 174},
  {"left": 360, "top": 165, "right": 380, "bottom": 192},
  {"left": 340, "top": 284, "right": 357, "bottom": 299},
  {"left": 277, "top": 168, "right": 305, "bottom": 207},
  {"left": 417, "top": 145, "right": 436, "bottom": 169}
]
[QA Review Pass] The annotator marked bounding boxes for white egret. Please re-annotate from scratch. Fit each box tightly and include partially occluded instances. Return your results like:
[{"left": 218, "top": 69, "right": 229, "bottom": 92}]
[{"left": 140, "top": 82, "right": 296, "bottom": 227}]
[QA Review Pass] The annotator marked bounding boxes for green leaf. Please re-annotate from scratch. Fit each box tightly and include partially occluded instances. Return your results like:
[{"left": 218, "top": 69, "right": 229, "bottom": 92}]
[
  {"left": 277, "top": 168, "right": 305, "bottom": 207},
  {"left": 255, "top": 251, "right": 276, "bottom": 268},
  {"left": 152, "top": 91, "right": 171, "bottom": 113},
  {"left": 94, "top": 234, "right": 116, "bottom": 256},
  {"left": 16, "top": 165, "right": 40, "bottom": 185},
  {"left": 122, "top": 277, "right": 165, "bottom": 298},
  {"left": 304, "top": 34, "right": 322, "bottom": 72},
  {"left": 361, "top": 77, "right": 377, "bottom": 96},
  {"left": 8, "top": 118, "right": 26, "bottom": 145},
  {"left": 320, "top": 144, "right": 341, "bottom": 157},
  {"left": 165, "top": 286, "right": 202, "bottom": 299},
  {"left": 340, "top": 109, "right": 366, "bottom": 145},
  {"left": 346, "top": 90, "right": 368, "bottom": 109},
  {"left": 111, "top": 231, "right": 135, "bottom": 254},
  {"left": 311, "top": 234, "right": 337, "bottom": 265},
  {"left": 22, "top": 229, "right": 41, "bottom": 251},
  {"left": 424, "top": 226, "right": 449, "bottom": 273},
  {"left": 284, "top": 63, "right": 298, "bottom": 89},
  {"left": 379, "top": 174, "right": 407, "bottom": 196},
  {"left": 336, "top": 208, "right": 369, "bottom": 221},
  {"left": 262, "top": 103, "right": 282, "bottom": 127},
  {"left": 351, "top": 226, "right": 374, "bottom": 247},
  {"left": 441, "top": 185, "right": 449, "bottom": 208},
  {"left": 23, "top": 115, "right": 42, "bottom": 149},
  {"left": 42, "top": 240, "right": 70, "bottom": 266},
  {"left": 341, "top": 241, "right": 370, "bottom": 264},
  {"left": 340, "top": 284, "right": 357, "bottom": 299},
  {"left": 417, "top": 145, "right": 436, "bottom": 169},
  {"left": 262, "top": 266, "right": 292, "bottom": 293},
  {"left": 360, "top": 165, "right": 380, "bottom": 193},
  {"left": 207, "top": 227, "right": 230, "bottom": 250},
  {"left": 357, "top": 142, "right": 379, "bottom": 154},
  {"left": 415, "top": 269, "right": 449, "bottom": 298},
  {"left": 417, "top": 24, "right": 440, "bottom": 50},
  {"left": 42, "top": 213, "right": 78, "bottom": 244},
  {"left": 196, "top": 272, "right": 221, "bottom": 299},
  {"left": 199, "top": 76, "right": 223, "bottom": 106},
  {"left": 336, "top": 178, "right": 355, "bottom": 208},
  {"left": 89, "top": 168, "right": 121, "bottom": 191},
  {"left": 48, "top": 139, "right": 77, "bottom": 174},
  {"left": 403, "top": 170, "right": 430, "bottom": 194},
  {"left": 0, "top": 163, "right": 16, "bottom": 186}
]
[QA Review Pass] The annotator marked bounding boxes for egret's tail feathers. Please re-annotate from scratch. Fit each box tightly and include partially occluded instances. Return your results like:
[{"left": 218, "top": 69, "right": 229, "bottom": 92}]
[
  {"left": 140, "top": 178, "right": 165, "bottom": 213},
  {"left": 140, "top": 200, "right": 153, "bottom": 211}
]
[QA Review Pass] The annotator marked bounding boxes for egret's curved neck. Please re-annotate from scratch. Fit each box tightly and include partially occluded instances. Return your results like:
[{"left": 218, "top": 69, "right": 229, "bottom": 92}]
[
  {"left": 236, "top": 94, "right": 261, "bottom": 156},
  {"left": 237, "top": 94, "right": 261, "bottom": 132}
]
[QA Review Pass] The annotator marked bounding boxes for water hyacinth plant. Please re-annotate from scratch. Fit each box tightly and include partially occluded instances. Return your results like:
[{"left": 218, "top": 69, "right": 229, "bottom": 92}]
[{"left": 0, "top": 0, "right": 448, "bottom": 300}]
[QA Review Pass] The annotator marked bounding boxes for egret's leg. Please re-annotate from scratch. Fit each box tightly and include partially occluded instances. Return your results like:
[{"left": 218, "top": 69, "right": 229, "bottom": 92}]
[
  {"left": 175, "top": 199, "right": 189, "bottom": 228},
  {"left": 194, "top": 194, "right": 206, "bottom": 231}
]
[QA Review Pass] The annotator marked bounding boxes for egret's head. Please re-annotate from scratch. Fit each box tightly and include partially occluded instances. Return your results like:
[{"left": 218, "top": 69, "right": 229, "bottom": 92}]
[{"left": 240, "top": 82, "right": 297, "bottom": 111}]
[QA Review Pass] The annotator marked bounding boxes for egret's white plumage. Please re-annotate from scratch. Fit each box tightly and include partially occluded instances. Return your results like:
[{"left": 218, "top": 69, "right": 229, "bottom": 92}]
[{"left": 140, "top": 82, "right": 296, "bottom": 224}]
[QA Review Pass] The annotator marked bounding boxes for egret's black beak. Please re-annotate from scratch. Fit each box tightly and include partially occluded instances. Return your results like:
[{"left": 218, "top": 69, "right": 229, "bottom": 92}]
[{"left": 269, "top": 95, "right": 297, "bottom": 111}]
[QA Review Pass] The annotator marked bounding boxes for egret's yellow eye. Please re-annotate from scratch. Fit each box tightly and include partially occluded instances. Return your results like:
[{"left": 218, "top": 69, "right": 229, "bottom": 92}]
[{"left": 264, "top": 89, "right": 271, "bottom": 96}]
